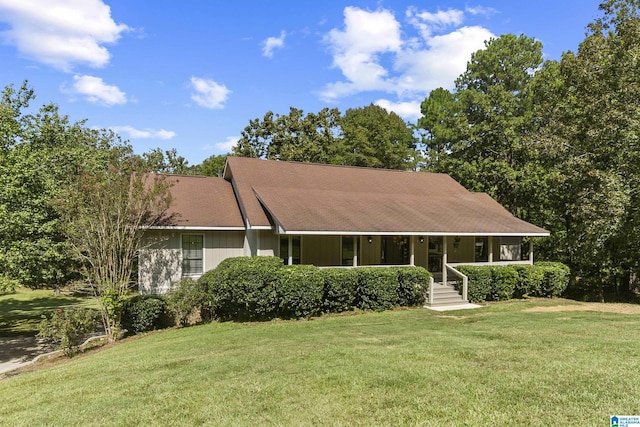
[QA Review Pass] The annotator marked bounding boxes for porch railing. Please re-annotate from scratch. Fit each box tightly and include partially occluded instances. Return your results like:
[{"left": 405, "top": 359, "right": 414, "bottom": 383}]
[{"left": 445, "top": 263, "right": 468, "bottom": 302}]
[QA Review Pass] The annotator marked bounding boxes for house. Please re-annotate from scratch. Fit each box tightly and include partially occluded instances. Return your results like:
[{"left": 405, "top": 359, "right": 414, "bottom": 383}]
[{"left": 139, "top": 156, "right": 549, "bottom": 302}]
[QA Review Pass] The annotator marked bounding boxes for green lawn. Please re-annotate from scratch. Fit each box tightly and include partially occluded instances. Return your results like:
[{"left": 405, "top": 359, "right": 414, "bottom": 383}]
[
  {"left": 0, "top": 288, "right": 99, "bottom": 336},
  {"left": 1, "top": 300, "right": 639, "bottom": 426}
]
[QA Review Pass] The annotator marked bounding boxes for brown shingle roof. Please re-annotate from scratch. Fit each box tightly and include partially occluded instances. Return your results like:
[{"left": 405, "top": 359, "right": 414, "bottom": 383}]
[
  {"left": 152, "top": 174, "right": 244, "bottom": 228},
  {"left": 225, "top": 157, "right": 548, "bottom": 236}
]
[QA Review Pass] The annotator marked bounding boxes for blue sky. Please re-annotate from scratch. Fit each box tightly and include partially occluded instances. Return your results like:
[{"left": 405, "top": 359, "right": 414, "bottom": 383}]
[{"left": 0, "top": 0, "right": 602, "bottom": 165}]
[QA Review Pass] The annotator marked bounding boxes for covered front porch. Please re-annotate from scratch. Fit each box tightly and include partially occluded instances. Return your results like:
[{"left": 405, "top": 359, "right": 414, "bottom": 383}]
[{"left": 276, "top": 233, "right": 535, "bottom": 273}]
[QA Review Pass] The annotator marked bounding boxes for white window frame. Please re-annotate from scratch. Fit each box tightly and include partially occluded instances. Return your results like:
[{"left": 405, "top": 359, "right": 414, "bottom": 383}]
[{"left": 181, "top": 233, "right": 205, "bottom": 277}]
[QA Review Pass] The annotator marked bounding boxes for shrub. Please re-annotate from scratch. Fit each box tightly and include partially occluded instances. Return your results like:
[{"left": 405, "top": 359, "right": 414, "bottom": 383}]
[
  {"left": 168, "top": 278, "right": 211, "bottom": 327},
  {"left": 355, "top": 268, "right": 398, "bottom": 311},
  {"left": 322, "top": 268, "right": 358, "bottom": 313},
  {"left": 536, "top": 262, "right": 571, "bottom": 297},
  {"left": 204, "top": 256, "right": 284, "bottom": 321},
  {"left": 456, "top": 266, "right": 492, "bottom": 303},
  {"left": 488, "top": 266, "right": 518, "bottom": 301},
  {"left": 395, "top": 267, "right": 430, "bottom": 306},
  {"left": 121, "top": 295, "right": 170, "bottom": 335},
  {"left": 277, "top": 265, "right": 324, "bottom": 319},
  {"left": 512, "top": 264, "right": 545, "bottom": 297},
  {"left": 38, "top": 307, "right": 98, "bottom": 356}
]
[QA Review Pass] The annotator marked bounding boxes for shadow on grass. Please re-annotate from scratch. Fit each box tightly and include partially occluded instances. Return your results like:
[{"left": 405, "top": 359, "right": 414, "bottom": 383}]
[{"left": 0, "top": 295, "right": 97, "bottom": 337}]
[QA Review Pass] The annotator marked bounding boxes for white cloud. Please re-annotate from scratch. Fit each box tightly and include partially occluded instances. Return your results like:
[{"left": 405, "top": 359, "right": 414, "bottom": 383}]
[
  {"left": 190, "top": 76, "right": 231, "bottom": 109},
  {"left": 111, "top": 126, "right": 176, "bottom": 140},
  {"left": 0, "top": 0, "right": 129, "bottom": 71},
  {"left": 321, "top": 6, "right": 494, "bottom": 102},
  {"left": 68, "top": 74, "right": 126, "bottom": 105},
  {"left": 262, "top": 31, "right": 285, "bottom": 58},
  {"left": 374, "top": 99, "right": 422, "bottom": 122},
  {"left": 406, "top": 7, "right": 464, "bottom": 39},
  {"left": 395, "top": 26, "right": 494, "bottom": 93},
  {"left": 321, "top": 7, "right": 402, "bottom": 100},
  {"left": 203, "top": 136, "right": 239, "bottom": 153}
]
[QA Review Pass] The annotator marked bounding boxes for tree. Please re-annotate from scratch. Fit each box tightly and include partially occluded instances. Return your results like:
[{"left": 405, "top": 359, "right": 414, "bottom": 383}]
[
  {"left": 60, "top": 161, "right": 172, "bottom": 341},
  {"left": 0, "top": 82, "right": 117, "bottom": 292},
  {"left": 193, "top": 154, "right": 227, "bottom": 177},
  {"left": 340, "top": 104, "right": 417, "bottom": 170},
  {"left": 233, "top": 105, "right": 419, "bottom": 169},
  {"left": 234, "top": 107, "right": 343, "bottom": 164},
  {"left": 529, "top": 0, "right": 640, "bottom": 297},
  {"left": 418, "top": 34, "right": 549, "bottom": 222},
  {"left": 142, "top": 147, "right": 191, "bottom": 174}
]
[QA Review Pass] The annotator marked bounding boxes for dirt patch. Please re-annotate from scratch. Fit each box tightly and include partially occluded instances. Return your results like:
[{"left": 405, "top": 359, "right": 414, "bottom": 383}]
[{"left": 525, "top": 302, "right": 640, "bottom": 314}]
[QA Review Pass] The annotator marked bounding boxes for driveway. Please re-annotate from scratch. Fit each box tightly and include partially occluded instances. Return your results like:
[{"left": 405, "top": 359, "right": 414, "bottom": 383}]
[{"left": 0, "top": 336, "right": 55, "bottom": 375}]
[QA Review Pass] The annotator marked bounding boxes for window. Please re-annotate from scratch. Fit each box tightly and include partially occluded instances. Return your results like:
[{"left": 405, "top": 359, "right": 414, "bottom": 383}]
[
  {"left": 475, "top": 237, "right": 488, "bottom": 262},
  {"left": 182, "top": 234, "right": 203, "bottom": 276},
  {"left": 500, "top": 237, "right": 522, "bottom": 261},
  {"left": 279, "top": 236, "right": 300, "bottom": 265}
]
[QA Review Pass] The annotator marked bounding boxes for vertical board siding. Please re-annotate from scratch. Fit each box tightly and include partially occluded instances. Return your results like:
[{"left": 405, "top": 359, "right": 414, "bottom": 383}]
[
  {"left": 301, "top": 235, "right": 340, "bottom": 266},
  {"left": 139, "top": 231, "right": 181, "bottom": 294},
  {"left": 204, "top": 231, "right": 245, "bottom": 271}
]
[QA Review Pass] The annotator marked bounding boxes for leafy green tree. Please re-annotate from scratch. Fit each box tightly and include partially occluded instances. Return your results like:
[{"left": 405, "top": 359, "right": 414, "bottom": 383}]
[
  {"left": 0, "top": 82, "right": 118, "bottom": 292},
  {"left": 418, "top": 34, "right": 550, "bottom": 224},
  {"left": 60, "top": 160, "right": 172, "bottom": 341},
  {"left": 193, "top": 154, "right": 227, "bottom": 177},
  {"left": 142, "top": 147, "right": 191, "bottom": 174},
  {"left": 529, "top": 0, "right": 640, "bottom": 297},
  {"left": 340, "top": 104, "right": 417, "bottom": 170},
  {"left": 234, "top": 107, "right": 343, "bottom": 164}
]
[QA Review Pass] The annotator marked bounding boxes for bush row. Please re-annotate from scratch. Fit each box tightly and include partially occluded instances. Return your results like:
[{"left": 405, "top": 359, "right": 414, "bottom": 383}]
[
  {"left": 455, "top": 262, "right": 570, "bottom": 303},
  {"left": 200, "top": 256, "right": 432, "bottom": 321}
]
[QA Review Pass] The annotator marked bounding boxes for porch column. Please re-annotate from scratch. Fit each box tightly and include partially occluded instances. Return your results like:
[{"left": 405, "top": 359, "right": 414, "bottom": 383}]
[
  {"left": 442, "top": 235, "right": 448, "bottom": 284},
  {"left": 287, "top": 235, "right": 293, "bottom": 266},
  {"left": 410, "top": 236, "right": 415, "bottom": 266},
  {"left": 425, "top": 236, "right": 429, "bottom": 268},
  {"left": 488, "top": 236, "right": 494, "bottom": 263},
  {"left": 353, "top": 237, "right": 358, "bottom": 267},
  {"left": 529, "top": 239, "right": 534, "bottom": 264}
]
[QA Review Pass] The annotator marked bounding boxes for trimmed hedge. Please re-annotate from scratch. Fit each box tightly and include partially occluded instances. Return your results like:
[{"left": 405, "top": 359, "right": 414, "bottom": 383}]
[
  {"left": 199, "top": 256, "right": 432, "bottom": 321},
  {"left": 322, "top": 268, "right": 358, "bottom": 313},
  {"left": 278, "top": 265, "right": 324, "bottom": 319},
  {"left": 536, "top": 262, "right": 571, "bottom": 297},
  {"left": 355, "top": 267, "right": 399, "bottom": 311},
  {"left": 456, "top": 265, "right": 492, "bottom": 303},
  {"left": 121, "top": 295, "right": 170, "bottom": 335},
  {"left": 456, "top": 262, "right": 570, "bottom": 303},
  {"left": 395, "top": 267, "right": 430, "bottom": 307},
  {"left": 512, "top": 264, "right": 544, "bottom": 297},
  {"left": 206, "top": 256, "right": 284, "bottom": 321},
  {"left": 168, "top": 277, "right": 211, "bottom": 327}
]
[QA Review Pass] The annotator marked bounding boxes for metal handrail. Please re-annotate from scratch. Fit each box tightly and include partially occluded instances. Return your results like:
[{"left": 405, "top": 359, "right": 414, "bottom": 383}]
[{"left": 445, "top": 264, "right": 468, "bottom": 301}]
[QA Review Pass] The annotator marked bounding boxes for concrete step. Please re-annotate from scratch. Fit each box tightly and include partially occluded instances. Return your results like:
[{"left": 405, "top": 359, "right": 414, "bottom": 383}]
[{"left": 427, "top": 282, "right": 467, "bottom": 307}]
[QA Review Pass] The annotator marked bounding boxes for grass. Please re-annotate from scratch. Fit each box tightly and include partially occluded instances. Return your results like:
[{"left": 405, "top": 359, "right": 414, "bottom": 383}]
[
  {"left": 0, "top": 288, "right": 99, "bottom": 336},
  {"left": 1, "top": 299, "right": 639, "bottom": 426}
]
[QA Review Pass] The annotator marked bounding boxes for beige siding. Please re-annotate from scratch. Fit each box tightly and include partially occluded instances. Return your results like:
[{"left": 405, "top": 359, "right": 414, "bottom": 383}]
[
  {"left": 301, "top": 235, "right": 340, "bottom": 266},
  {"left": 138, "top": 231, "right": 181, "bottom": 294},
  {"left": 414, "top": 237, "right": 428, "bottom": 268},
  {"left": 258, "top": 230, "right": 278, "bottom": 257},
  {"left": 447, "top": 236, "right": 475, "bottom": 263},
  {"left": 139, "top": 230, "right": 246, "bottom": 294},
  {"left": 361, "top": 236, "right": 381, "bottom": 265},
  {"left": 204, "top": 231, "right": 245, "bottom": 271}
]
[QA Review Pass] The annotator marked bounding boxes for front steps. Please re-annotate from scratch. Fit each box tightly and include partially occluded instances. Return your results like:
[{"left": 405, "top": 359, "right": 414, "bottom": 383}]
[{"left": 425, "top": 282, "right": 481, "bottom": 311}]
